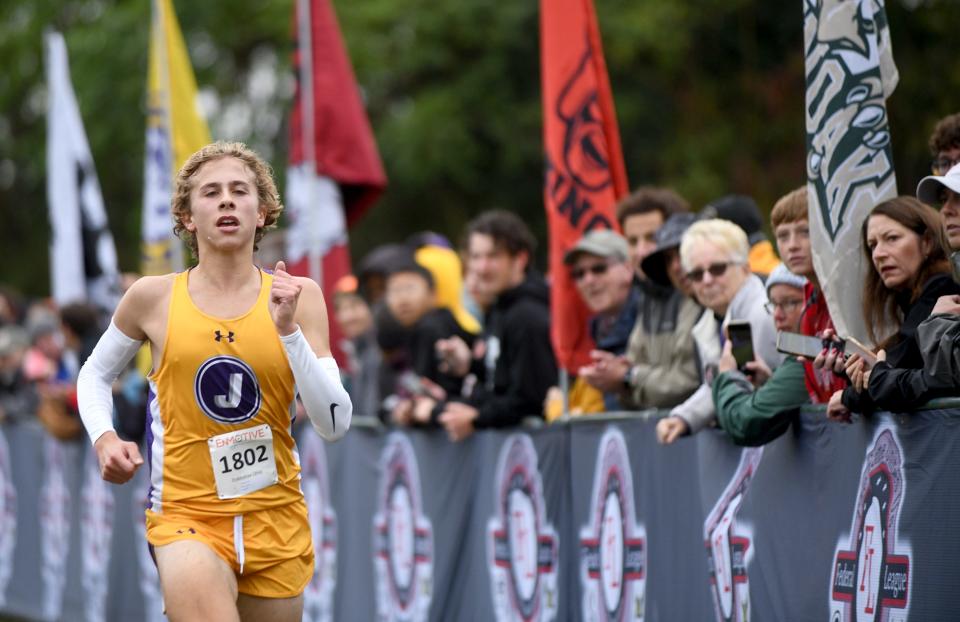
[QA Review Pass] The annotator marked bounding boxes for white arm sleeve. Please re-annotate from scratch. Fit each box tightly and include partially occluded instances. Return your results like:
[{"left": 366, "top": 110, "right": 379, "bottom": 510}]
[
  {"left": 76, "top": 322, "right": 144, "bottom": 445},
  {"left": 280, "top": 326, "right": 352, "bottom": 441}
]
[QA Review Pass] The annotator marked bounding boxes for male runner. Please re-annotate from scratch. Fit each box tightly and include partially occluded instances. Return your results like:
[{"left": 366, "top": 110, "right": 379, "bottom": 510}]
[{"left": 76, "top": 141, "right": 351, "bottom": 621}]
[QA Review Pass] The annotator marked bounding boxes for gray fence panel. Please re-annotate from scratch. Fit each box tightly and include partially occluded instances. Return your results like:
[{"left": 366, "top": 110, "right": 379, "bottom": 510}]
[{"left": 1, "top": 405, "right": 958, "bottom": 621}]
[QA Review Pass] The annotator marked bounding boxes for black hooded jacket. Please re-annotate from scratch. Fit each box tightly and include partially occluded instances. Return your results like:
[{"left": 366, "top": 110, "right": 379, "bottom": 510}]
[
  {"left": 411, "top": 307, "right": 476, "bottom": 398},
  {"left": 842, "top": 273, "right": 960, "bottom": 413},
  {"left": 469, "top": 272, "right": 557, "bottom": 428}
]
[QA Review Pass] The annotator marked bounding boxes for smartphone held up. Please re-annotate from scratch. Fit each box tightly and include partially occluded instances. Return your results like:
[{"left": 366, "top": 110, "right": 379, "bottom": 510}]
[{"left": 726, "top": 321, "right": 754, "bottom": 373}]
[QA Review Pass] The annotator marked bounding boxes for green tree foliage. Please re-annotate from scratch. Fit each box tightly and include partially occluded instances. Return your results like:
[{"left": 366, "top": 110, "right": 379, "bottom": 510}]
[{"left": 2, "top": 0, "right": 959, "bottom": 296}]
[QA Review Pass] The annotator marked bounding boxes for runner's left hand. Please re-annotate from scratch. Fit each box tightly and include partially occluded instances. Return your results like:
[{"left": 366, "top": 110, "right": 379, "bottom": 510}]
[{"left": 270, "top": 260, "right": 301, "bottom": 336}]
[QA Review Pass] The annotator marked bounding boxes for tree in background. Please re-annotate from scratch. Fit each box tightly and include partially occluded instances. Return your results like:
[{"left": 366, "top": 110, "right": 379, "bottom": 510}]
[{"left": 2, "top": 0, "right": 959, "bottom": 296}]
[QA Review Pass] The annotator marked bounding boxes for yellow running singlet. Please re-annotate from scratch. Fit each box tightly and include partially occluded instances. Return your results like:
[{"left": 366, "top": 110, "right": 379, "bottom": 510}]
[{"left": 146, "top": 269, "right": 302, "bottom": 516}]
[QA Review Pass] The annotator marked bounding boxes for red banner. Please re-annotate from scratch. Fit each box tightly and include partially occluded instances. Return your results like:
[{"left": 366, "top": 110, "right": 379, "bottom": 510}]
[
  {"left": 288, "top": 0, "right": 386, "bottom": 224},
  {"left": 540, "top": 0, "right": 628, "bottom": 372},
  {"left": 287, "top": 0, "right": 387, "bottom": 362}
]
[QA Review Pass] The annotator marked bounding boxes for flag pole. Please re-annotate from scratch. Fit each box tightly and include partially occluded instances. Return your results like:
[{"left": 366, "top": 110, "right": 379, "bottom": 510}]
[
  {"left": 297, "top": 0, "right": 322, "bottom": 285},
  {"left": 558, "top": 369, "right": 570, "bottom": 419},
  {"left": 155, "top": 0, "right": 182, "bottom": 272}
]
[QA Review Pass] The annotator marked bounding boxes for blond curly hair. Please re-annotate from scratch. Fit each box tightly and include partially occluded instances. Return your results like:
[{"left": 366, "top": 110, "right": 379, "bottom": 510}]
[{"left": 171, "top": 141, "right": 283, "bottom": 257}]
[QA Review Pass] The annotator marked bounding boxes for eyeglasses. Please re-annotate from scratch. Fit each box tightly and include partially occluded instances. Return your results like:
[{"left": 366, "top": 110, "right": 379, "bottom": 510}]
[
  {"left": 686, "top": 262, "right": 735, "bottom": 283},
  {"left": 764, "top": 299, "right": 805, "bottom": 314},
  {"left": 932, "top": 157, "right": 960, "bottom": 176},
  {"left": 571, "top": 263, "right": 610, "bottom": 281}
]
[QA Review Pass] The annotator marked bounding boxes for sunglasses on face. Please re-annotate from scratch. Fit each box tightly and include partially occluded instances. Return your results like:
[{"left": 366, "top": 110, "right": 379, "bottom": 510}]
[
  {"left": 686, "top": 262, "right": 735, "bottom": 283},
  {"left": 571, "top": 263, "right": 610, "bottom": 281}
]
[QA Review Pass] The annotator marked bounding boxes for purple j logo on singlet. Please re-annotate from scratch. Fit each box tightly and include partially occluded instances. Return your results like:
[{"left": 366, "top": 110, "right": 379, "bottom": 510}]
[{"left": 194, "top": 356, "right": 262, "bottom": 424}]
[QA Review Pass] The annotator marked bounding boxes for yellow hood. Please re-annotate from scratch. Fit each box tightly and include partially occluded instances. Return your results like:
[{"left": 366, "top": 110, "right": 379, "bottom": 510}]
[{"left": 415, "top": 245, "right": 481, "bottom": 335}]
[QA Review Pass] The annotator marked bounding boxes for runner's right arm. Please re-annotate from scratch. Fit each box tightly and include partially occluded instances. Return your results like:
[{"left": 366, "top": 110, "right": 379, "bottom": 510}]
[
  {"left": 77, "top": 278, "right": 161, "bottom": 482},
  {"left": 76, "top": 322, "right": 142, "bottom": 444}
]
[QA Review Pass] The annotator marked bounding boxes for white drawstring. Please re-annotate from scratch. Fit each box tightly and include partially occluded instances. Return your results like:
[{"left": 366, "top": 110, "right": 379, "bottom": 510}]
[{"left": 233, "top": 515, "right": 245, "bottom": 575}]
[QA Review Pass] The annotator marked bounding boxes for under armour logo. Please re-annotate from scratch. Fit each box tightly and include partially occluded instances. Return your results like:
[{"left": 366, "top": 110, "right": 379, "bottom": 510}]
[{"left": 214, "top": 330, "right": 235, "bottom": 343}]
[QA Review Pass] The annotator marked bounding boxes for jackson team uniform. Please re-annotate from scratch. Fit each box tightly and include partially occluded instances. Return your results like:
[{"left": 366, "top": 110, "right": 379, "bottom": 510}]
[{"left": 144, "top": 269, "right": 313, "bottom": 597}]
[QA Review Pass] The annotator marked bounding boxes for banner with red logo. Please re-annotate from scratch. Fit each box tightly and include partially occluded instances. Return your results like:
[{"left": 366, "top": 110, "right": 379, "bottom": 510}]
[
  {"left": 286, "top": 0, "right": 387, "bottom": 361},
  {"left": 9, "top": 408, "right": 960, "bottom": 619},
  {"left": 540, "top": 0, "right": 629, "bottom": 372}
]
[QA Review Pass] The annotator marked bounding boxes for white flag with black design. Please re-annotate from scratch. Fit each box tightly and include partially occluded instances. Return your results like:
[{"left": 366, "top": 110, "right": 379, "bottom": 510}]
[
  {"left": 45, "top": 30, "right": 119, "bottom": 311},
  {"left": 804, "top": 0, "right": 899, "bottom": 346}
]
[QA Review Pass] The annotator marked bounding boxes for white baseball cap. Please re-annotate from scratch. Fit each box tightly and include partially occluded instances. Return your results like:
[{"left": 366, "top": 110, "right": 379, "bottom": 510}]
[{"left": 917, "top": 162, "right": 960, "bottom": 206}]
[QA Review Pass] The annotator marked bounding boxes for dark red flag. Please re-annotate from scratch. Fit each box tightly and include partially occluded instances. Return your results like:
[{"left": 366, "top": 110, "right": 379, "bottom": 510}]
[
  {"left": 286, "top": 0, "right": 387, "bottom": 362},
  {"left": 540, "top": 0, "right": 629, "bottom": 373}
]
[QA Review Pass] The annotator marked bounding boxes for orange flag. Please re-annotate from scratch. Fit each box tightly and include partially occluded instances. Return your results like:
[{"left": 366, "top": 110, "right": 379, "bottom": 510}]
[{"left": 540, "top": 0, "right": 629, "bottom": 373}]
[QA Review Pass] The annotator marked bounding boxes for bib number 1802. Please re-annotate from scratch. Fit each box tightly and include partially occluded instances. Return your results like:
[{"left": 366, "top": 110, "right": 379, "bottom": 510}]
[
  {"left": 207, "top": 424, "right": 278, "bottom": 499},
  {"left": 218, "top": 446, "right": 268, "bottom": 474}
]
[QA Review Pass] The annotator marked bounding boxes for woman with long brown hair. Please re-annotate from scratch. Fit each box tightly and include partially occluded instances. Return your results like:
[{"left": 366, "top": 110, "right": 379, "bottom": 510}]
[{"left": 828, "top": 196, "right": 960, "bottom": 418}]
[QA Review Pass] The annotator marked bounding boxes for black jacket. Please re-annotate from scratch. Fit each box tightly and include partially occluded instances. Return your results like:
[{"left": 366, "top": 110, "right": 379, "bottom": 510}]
[
  {"left": 470, "top": 272, "right": 557, "bottom": 428},
  {"left": 411, "top": 307, "right": 475, "bottom": 399},
  {"left": 843, "top": 273, "right": 960, "bottom": 413}
]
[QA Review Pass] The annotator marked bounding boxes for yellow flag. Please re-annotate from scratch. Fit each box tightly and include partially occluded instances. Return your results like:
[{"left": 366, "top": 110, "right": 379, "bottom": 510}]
[{"left": 141, "top": 0, "right": 211, "bottom": 276}]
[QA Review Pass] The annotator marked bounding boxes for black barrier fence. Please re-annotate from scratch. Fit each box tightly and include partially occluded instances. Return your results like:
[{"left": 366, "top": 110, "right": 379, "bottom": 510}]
[{"left": 0, "top": 404, "right": 956, "bottom": 621}]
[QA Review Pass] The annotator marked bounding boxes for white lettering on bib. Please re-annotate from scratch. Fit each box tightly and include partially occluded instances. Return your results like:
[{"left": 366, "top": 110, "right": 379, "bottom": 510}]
[{"left": 207, "top": 424, "right": 278, "bottom": 499}]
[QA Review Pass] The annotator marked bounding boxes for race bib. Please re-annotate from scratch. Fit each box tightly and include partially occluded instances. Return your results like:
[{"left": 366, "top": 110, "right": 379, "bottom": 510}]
[{"left": 207, "top": 424, "right": 278, "bottom": 499}]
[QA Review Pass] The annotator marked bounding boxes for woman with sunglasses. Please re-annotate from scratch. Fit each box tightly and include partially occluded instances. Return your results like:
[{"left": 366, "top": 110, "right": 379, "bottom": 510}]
[
  {"left": 656, "top": 218, "right": 779, "bottom": 445},
  {"left": 826, "top": 196, "right": 960, "bottom": 420}
]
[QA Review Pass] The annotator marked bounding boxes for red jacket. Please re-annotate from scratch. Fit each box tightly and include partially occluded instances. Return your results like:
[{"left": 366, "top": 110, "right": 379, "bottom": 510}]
[{"left": 799, "top": 283, "right": 848, "bottom": 403}]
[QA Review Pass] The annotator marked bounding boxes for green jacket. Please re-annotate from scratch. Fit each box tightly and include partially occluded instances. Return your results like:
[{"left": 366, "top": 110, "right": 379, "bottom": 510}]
[{"left": 711, "top": 357, "right": 809, "bottom": 446}]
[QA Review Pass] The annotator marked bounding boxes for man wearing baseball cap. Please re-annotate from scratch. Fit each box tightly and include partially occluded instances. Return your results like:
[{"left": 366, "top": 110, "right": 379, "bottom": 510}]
[
  {"left": 580, "top": 191, "right": 702, "bottom": 411},
  {"left": 564, "top": 229, "right": 638, "bottom": 410}
]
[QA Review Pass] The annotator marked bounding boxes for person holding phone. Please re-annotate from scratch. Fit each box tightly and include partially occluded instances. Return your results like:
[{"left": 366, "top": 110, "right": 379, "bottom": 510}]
[
  {"left": 826, "top": 197, "right": 960, "bottom": 420},
  {"left": 655, "top": 219, "right": 778, "bottom": 445},
  {"left": 712, "top": 264, "right": 811, "bottom": 445}
]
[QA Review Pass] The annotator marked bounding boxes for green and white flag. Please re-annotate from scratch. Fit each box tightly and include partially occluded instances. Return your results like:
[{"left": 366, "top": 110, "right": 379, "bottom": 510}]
[{"left": 804, "top": 0, "right": 898, "bottom": 346}]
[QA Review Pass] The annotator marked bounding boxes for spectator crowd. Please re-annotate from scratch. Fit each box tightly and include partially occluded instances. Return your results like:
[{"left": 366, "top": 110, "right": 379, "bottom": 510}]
[
  {"left": 7, "top": 113, "right": 960, "bottom": 448},
  {"left": 329, "top": 111, "right": 960, "bottom": 445},
  {"left": 0, "top": 273, "right": 149, "bottom": 444}
]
